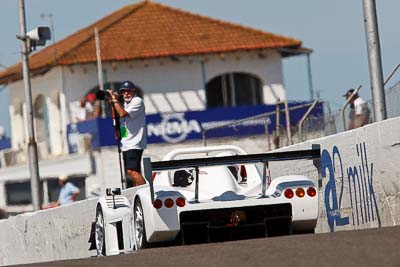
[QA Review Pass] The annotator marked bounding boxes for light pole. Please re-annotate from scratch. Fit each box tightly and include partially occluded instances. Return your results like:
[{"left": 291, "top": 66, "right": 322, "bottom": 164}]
[
  {"left": 362, "top": 0, "right": 387, "bottom": 121},
  {"left": 17, "top": 0, "right": 51, "bottom": 211}
]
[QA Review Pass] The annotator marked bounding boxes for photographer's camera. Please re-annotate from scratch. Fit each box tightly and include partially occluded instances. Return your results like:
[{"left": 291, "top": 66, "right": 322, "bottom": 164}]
[{"left": 95, "top": 90, "right": 111, "bottom": 100}]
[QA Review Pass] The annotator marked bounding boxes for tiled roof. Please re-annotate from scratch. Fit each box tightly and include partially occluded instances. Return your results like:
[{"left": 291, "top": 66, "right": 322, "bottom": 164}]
[{"left": 0, "top": 1, "right": 305, "bottom": 84}]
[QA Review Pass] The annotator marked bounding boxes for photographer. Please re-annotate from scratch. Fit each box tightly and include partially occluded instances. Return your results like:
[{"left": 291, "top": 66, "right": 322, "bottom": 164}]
[{"left": 107, "top": 81, "right": 146, "bottom": 187}]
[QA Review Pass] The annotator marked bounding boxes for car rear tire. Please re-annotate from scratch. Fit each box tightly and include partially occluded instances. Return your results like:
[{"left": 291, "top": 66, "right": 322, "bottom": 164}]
[
  {"left": 134, "top": 198, "right": 149, "bottom": 250},
  {"left": 95, "top": 206, "right": 106, "bottom": 256}
]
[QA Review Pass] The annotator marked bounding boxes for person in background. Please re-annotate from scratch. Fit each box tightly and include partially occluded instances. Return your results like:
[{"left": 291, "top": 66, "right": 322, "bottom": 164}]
[
  {"left": 0, "top": 125, "right": 5, "bottom": 140},
  {"left": 108, "top": 80, "right": 147, "bottom": 187},
  {"left": 86, "top": 92, "right": 102, "bottom": 120},
  {"left": 75, "top": 96, "right": 89, "bottom": 122},
  {"left": 44, "top": 174, "right": 80, "bottom": 208},
  {"left": 344, "top": 89, "right": 371, "bottom": 130}
]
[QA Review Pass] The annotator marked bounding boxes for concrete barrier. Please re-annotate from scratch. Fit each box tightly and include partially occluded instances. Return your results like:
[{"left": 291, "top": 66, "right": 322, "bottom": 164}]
[
  {"left": 0, "top": 198, "right": 98, "bottom": 266},
  {"left": 0, "top": 117, "right": 399, "bottom": 266},
  {"left": 271, "top": 117, "right": 400, "bottom": 233}
]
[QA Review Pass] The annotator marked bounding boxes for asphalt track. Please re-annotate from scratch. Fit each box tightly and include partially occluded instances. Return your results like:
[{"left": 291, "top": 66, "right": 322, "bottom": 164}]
[{"left": 15, "top": 226, "right": 400, "bottom": 267}]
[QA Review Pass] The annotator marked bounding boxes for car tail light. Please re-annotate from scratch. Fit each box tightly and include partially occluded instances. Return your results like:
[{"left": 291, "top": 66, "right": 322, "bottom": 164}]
[
  {"left": 284, "top": 188, "right": 294, "bottom": 199},
  {"left": 153, "top": 199, "right": 162, "bottom": 209},
  {"left": 296, "top": 188, "right": 305, "bottom": 198},
  {"left": 307, "top": 187, "right": 317, "bottom": 197},
  {"left": 164, "top": 198, "right": 174, "bottom": 208},
  {"left": 152, "top": 172, "right": 158, "bottom": 180},
  {"left": 176, "top": 197, "right": 186, "bottom": 207}
]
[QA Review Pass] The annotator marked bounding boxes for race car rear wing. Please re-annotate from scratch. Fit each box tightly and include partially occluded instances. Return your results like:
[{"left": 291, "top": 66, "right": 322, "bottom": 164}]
[{"left": 143, "top": 144, "right": 321, "bottom": 203}]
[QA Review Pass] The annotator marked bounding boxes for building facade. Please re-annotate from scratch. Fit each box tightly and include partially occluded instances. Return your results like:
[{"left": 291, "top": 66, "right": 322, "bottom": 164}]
[{"left": 0, "top": 1, "right": 314, "bottom": 213}]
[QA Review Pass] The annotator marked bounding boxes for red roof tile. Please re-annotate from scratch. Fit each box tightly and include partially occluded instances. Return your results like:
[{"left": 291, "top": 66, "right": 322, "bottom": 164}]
[{"left": 0, "top": 1, "right": 305, "bottom": 84}]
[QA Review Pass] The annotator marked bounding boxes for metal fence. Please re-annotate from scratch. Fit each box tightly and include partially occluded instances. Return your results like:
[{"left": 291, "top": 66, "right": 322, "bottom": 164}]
[
  {"left": 202, "top": 100, "right": 329, "bottom": 150},
  {"left": 386, "top": 81, "right": 400, "bottom": 119},
  {"left": 330, "top": 79, "right": 400, "bottom": 134},
  {"left": 201, "top": 77, "right": 400, "bottom": 150}
]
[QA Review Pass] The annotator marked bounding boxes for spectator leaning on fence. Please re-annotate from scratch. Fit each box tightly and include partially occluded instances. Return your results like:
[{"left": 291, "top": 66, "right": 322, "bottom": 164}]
[{"left": 344, "top": 89, "right": 370, "bottom": 130}]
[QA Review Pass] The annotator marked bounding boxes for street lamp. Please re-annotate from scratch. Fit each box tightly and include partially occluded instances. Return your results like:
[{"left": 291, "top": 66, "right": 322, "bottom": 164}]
[{"left": 17, "top": 0, "right": 51, "bottom": 211}]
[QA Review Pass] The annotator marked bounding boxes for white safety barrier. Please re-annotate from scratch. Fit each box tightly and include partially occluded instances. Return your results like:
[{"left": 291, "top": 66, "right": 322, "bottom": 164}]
[
  {"left": 0, "top": 117, "right": 399, "bottom": 266},
  {"left": 271, "top": 117, "right": 400, "bottom": 233},
  {"left": 0, "top": 198, "right": 98, "bottom": 266}
]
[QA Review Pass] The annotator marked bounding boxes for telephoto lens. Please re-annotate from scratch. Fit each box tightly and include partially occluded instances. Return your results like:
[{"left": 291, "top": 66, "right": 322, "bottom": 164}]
[{"left": 95, "top": 90, "right": 110, "bottom": 100}]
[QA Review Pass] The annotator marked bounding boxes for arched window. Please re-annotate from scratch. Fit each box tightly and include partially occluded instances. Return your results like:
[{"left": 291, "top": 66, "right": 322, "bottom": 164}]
[
  {"left": 206, "top": 72, "right": 263, "bottom": 108},
  {"left": 34, "top": 94, "right": 49, "bottom": 143}
]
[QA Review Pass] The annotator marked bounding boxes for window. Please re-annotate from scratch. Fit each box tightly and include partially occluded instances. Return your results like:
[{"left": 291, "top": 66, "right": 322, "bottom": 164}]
[
  {"left": 206, "top": 73, "right": 263, "bottom": 108},
  {"left": 5, "top": 181, "right": 31, "bottom": 205}
]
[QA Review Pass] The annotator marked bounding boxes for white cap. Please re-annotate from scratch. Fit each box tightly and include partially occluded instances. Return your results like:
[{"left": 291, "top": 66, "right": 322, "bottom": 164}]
[{"left": 58, "top": 174, "right": 68, "bottom": 181}]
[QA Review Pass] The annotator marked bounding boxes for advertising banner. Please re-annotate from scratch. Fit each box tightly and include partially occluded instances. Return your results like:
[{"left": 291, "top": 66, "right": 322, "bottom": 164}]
[
  {"left": 146, "top": 102, "right": 323, "bottom": 143},
  {"left": 66, "top": 102, "right": 323, "bottom": 152}
]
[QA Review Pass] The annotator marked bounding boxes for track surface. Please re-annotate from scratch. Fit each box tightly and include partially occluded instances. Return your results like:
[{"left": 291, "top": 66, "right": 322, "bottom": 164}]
[{"left": 15, "top": 226, "right": 400, "bottom": 267}]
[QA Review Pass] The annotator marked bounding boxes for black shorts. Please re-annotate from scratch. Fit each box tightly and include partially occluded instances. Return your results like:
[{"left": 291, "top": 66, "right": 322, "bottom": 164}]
[{"left": 122, "top": 149, "right": 143, "bottom": 172}]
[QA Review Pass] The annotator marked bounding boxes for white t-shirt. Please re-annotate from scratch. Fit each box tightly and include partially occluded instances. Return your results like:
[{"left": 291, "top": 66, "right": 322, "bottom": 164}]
[
  {"left": 74, "top": 101, "right": 93, "bottom": 121},
  {"left": 120, "top": 97, "right": 147, "bottom": 151},
  {"left": 354, "top": 97, "right": 369, "bottom": 115}
]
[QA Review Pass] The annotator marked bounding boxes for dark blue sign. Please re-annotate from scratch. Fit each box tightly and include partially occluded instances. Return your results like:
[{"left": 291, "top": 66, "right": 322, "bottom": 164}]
[
  {"left": 66, "top": 118, "right": 117, "bottom": 153},
  {"left": 146, "top": 102, "right": 323, "bottom": 143},
  {"left": 0, "top": 138, "right": 11, "bottom": 150},
  {"left": 66, "top": 102, "right": 323, "bottom": 152}
]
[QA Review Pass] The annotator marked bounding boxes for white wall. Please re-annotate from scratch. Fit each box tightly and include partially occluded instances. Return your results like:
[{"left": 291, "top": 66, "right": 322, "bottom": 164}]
[
  {"left": 7, "top": 67, "right": 63, "bottom": 102},
  {"left": 61, "top": 50, "right": 285, "bottom": 99}
]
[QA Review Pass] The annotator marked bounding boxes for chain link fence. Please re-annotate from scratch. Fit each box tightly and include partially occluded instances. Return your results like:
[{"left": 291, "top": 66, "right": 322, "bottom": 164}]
[
  {"left": 201, "top": 79, "right": 400, "bottom": 150},
  {"left": 202, "top": 101, "right": 328, "bottom": 151},
  {"left": 386, "top": 81, "right": 400, "bottom": 119},
  {"left": 329, "top": 79, "right": 400, "bottom": 134}
]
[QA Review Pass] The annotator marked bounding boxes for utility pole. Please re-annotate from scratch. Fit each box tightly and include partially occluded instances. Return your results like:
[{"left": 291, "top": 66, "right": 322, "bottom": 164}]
[
  {"left": 94, "top": 27, "right": 107, "bottom": 118},
  {"left": 40, "top": 13, "right": 57, "bottom": 65},
  {"left": 17, "top": 0, "right": 43, "bottom": 210},
  {"left": 306, "top": 53, "right": 314, "bottom": 100},
  {"left": 362, "top": 0, "right": 387, "bottom": 121}
]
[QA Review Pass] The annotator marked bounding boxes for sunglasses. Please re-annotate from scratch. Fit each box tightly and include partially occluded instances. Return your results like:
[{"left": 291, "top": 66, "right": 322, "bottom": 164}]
[{"left": 120, "top": 89, "right": 135, "bottom": 94}]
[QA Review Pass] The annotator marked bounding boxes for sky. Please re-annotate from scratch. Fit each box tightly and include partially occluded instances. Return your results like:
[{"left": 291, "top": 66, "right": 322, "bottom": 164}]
[{"left": 0, "top": 0, "right": 399, "bottom": 137}]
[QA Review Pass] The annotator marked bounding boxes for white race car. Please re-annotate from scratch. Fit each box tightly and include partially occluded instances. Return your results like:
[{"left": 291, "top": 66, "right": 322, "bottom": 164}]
[{"left": 93, "top": 145, "right": 321, "bottom": 256}]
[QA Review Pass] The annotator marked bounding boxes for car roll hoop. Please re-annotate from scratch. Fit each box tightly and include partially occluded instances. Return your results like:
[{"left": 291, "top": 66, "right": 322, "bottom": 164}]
[{"left": 106, "top": 188, "right": 122, "bottom": 209}]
